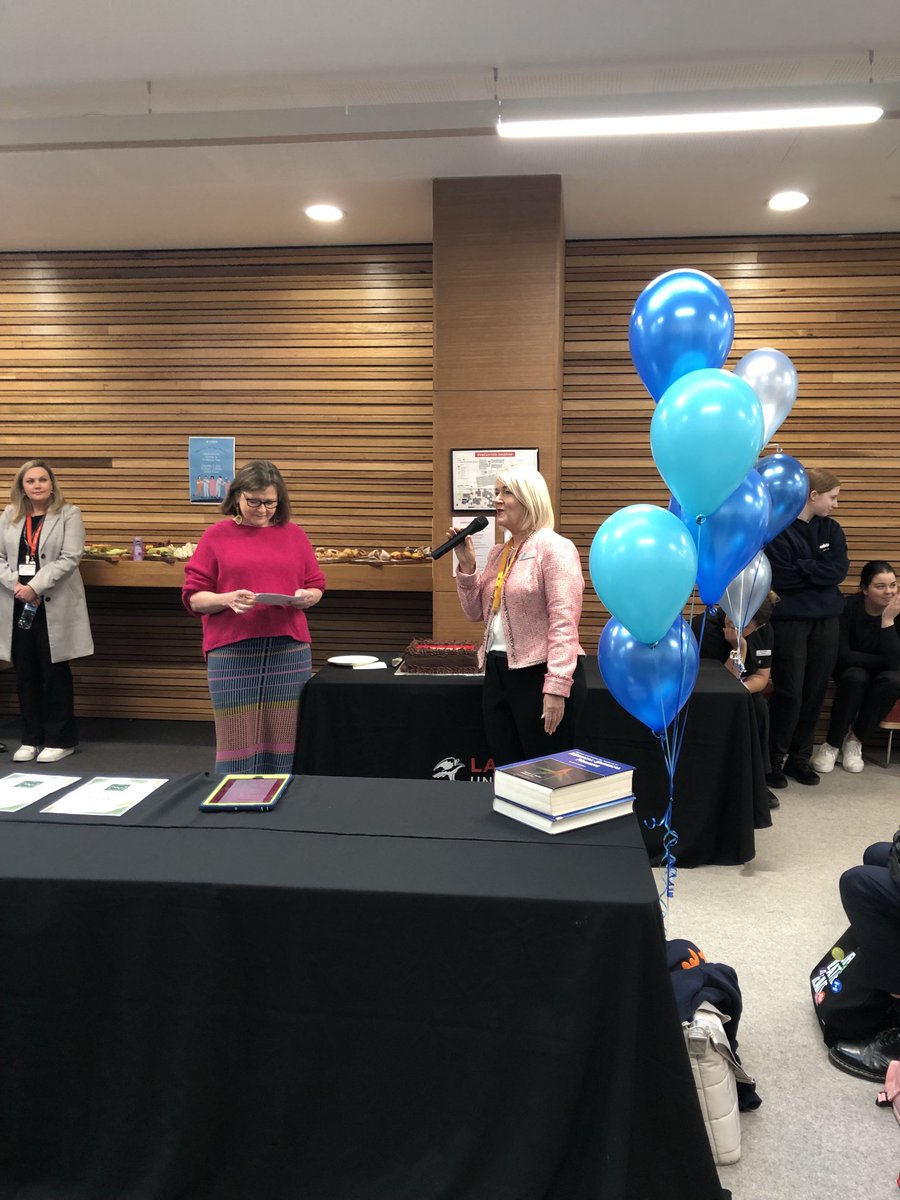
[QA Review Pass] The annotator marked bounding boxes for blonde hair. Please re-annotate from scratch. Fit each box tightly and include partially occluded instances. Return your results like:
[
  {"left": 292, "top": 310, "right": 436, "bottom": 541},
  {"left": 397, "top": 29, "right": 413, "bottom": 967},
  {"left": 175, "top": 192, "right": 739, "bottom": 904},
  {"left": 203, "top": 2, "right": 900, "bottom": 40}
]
[
  {"left": 806, "top": 467, "right": 840, "bottom": 496},
  {"left": 9, "top": 459, "right": 66, "bottom": 522},
  {"left": 496, "top": 463, "right": 554, "bottom": 533}
]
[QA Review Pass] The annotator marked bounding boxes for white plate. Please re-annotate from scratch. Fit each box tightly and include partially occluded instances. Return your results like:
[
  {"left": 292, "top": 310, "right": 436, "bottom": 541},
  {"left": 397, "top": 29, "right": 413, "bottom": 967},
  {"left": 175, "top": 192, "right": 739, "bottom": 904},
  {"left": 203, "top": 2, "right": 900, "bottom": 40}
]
[{"left": 327, "top": 654, "right": 380, "bottom": 667}]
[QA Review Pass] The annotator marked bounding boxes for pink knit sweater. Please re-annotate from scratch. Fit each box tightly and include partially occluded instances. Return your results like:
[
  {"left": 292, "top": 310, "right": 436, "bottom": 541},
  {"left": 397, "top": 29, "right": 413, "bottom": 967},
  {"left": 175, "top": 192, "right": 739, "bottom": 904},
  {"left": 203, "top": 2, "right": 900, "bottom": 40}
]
[
  {"left": 456, "top": 527, "right": 585, "bottom": 697},
  {"left": 182, "top": 519, "right": 327, "bottom": 655}
]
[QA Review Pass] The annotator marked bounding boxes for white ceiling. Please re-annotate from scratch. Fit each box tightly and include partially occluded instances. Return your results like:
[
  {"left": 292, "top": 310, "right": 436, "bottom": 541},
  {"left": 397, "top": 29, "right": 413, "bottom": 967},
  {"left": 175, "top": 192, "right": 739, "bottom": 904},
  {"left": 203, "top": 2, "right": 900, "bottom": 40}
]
[{"left": 1, "top": 0, "right": 899, "bottom": 250}]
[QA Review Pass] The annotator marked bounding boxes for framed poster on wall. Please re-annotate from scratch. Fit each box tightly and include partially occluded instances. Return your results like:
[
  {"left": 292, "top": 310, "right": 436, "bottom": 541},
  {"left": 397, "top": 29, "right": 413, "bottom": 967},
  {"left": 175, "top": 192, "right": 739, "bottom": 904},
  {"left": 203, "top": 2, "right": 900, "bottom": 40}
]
[
  {"left": 450, "top": 448, "right": 539, "bottom": 513},
  {"left": 189, "top": 437, "right": 235, "bottom": 503}
]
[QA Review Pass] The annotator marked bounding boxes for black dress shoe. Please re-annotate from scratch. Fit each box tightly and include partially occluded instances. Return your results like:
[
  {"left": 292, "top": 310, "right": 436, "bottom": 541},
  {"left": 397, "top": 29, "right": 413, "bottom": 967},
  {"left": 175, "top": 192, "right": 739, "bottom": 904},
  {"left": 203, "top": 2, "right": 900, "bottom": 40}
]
[
  {"left": 784, "top": 760, "right": 820, "bottom": 786},
  {"left": 0, "top": 743, "right": 5, "bottom": 753},
  {"left": 828, "top": 1027, "right": 900, "bottom": 1081},
  {"left": 765, "top": 768, "right": 787, "bottom": 789},
  {"left": 766, "top": 789, "right": 780, "bottom": 810}
]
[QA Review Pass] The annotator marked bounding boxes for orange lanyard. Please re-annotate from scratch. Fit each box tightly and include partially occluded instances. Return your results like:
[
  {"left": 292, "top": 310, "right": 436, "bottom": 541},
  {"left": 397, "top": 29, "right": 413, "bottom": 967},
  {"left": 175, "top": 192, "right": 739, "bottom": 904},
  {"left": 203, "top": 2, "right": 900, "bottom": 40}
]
[
  {"left": 24, "top": 514, "right": 42, "bottom": 560},
  {"left": 491, "top": 541, "right": 518, "bottom": 613}
]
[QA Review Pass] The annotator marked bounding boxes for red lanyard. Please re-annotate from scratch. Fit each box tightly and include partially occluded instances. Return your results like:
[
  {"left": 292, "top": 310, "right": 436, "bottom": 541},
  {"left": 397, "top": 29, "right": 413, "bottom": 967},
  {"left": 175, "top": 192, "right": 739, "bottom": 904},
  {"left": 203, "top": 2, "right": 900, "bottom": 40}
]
[{"left": 24, "top": 515, "right": 42, "bottom": 560}]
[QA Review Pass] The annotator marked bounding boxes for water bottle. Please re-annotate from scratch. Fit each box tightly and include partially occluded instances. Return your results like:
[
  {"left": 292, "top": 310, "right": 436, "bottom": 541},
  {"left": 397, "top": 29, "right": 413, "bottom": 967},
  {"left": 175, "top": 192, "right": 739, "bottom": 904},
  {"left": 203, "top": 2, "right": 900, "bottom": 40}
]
[
  {"left": 17, "top": 602, "right": 38, "bottom": 630},
  {"left": 132, "top": 537, "right": 145, "bottom": 561}
]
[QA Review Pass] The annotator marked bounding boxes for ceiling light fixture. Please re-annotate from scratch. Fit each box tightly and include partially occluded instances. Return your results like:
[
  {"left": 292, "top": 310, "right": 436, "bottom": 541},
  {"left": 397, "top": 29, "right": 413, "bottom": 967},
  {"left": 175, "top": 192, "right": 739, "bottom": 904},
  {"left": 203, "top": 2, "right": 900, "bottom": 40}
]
[
  {"left": 497, "top": 104, "right": 883, "bottom": 139},
  {"left": 768, "top": 190, "right": 810, "bottom": 212},
  {"left": 305, "top": 204, "right": 344, "bottom": 222}
]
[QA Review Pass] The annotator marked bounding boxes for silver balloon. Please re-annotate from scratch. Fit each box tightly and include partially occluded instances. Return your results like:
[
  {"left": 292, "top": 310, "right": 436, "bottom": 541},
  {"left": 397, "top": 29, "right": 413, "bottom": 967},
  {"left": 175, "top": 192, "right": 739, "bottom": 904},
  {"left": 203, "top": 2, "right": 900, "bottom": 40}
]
[
  {"left": 733, "top": 348, "right": 798, "bottom": 446},
  {"left": 720, "top": 552, "right": 772, "bottom": 628}
]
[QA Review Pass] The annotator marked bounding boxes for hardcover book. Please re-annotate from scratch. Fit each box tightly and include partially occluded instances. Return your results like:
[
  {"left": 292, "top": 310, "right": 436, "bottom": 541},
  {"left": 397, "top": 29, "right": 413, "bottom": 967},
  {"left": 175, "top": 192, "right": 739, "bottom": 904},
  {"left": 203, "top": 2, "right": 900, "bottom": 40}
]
[
  {"left": 492, "top": 793, "right": 635, "bottom": 835},
  {"left": 493, "top": 748, "right": 634, "bottom": 815}
]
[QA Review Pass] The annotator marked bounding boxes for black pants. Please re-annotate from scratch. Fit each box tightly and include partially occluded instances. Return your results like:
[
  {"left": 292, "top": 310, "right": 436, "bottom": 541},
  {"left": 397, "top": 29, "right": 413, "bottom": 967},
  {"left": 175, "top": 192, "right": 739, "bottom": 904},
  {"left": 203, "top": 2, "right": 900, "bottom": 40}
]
[
  {"left": 840, "top": 843, "right": 900, "bottom": 995},
  {"left": 483, "top": 652, "right": 587, "bottom": 767},
  {"left": 11, "top": 602, "right": 77, "bottom": 748},
  {"left": 827, "top": 666, "right": 900, "bottom": 746},
  {"left": 768, "top": 616, "right": 838, "bottom": 767}
]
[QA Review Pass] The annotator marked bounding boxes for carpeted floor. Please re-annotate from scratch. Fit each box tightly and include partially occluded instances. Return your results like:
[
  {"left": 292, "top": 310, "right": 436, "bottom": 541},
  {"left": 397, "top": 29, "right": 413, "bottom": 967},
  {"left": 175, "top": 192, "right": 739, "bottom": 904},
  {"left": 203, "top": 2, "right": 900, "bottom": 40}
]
[{"left": 661, "top": 749, "right": 900, "bottom": 1199}]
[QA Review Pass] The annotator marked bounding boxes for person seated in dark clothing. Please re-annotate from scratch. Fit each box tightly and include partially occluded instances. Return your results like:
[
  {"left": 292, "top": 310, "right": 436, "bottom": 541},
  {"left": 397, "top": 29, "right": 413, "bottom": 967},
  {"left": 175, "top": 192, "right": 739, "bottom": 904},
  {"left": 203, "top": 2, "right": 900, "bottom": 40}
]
[
  {"left": 693, "top": 592, "right": 779, "bottom": 810},
  {"left": 811, "top": 560, "right": 900, "bottom": 776},
  {"left": 829, "top": 833, "right": 900, "bottom": 1081}
]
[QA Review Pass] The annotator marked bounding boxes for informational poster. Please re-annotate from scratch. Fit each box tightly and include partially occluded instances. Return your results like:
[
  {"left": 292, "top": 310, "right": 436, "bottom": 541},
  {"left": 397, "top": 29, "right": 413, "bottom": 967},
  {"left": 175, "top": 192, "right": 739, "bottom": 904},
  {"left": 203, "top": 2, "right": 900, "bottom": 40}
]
[
  {"left": 450, "top": 448, "right": 539, "bottom": 513},
  {"left": 189, "top": 437, "right": 235, "bottom": 503}
]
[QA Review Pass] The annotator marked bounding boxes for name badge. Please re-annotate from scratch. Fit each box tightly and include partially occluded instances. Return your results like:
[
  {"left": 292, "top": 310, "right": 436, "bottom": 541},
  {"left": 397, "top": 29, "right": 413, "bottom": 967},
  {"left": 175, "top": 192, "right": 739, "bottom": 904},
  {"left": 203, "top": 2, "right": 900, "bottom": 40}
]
[
  {"left": 19, "top": 562, "right": 36, "bottom": 578},
  {"left": 518, "top": 550, "right": 537, "bottom": 561}
]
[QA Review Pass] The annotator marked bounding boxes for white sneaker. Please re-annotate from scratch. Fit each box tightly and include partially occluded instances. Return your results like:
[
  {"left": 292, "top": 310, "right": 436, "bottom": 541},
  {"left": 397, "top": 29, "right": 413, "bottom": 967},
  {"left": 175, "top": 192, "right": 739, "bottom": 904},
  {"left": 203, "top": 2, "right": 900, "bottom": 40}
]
[
  {"left": 36, "top": 746, "right": 75, "bottom": 763},
  {"left": 811, "top": 742, "right": 840, "bottom": 773},
  {"left": 13, "top": 744, "right": 40, "bottom": 762},
  {"left": 841, "top": 734, "right": 864, "bottom": 773}
]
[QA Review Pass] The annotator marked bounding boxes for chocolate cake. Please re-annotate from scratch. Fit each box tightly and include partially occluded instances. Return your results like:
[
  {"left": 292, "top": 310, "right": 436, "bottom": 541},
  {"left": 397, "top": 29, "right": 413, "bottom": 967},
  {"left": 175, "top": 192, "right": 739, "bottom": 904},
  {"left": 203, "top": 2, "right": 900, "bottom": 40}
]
[{"left": 402, "top": 639, "right": 481, "bottom": 675}]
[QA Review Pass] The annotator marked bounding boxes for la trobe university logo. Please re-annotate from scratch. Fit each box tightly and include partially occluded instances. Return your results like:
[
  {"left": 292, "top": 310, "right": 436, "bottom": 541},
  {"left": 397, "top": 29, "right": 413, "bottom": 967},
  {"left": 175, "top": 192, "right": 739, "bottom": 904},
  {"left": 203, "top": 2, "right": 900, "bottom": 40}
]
[{"left": 431, "top": 755, "right": 495, "bottom": 783}]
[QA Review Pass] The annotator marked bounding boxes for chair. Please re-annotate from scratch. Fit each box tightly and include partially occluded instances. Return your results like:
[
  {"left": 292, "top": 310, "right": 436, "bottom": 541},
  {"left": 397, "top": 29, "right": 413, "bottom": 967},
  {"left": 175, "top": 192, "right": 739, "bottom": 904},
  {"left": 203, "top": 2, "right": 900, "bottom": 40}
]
[{"left": 879, "top": 699, "right": 900, "bottom": 768}]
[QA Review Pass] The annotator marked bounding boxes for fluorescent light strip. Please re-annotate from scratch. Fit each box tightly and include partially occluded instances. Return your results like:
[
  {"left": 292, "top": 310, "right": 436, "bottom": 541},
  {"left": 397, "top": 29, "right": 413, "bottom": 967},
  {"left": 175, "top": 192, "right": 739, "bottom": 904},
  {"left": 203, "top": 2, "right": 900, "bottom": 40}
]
[{"left": 497, "top": 104, "right": 883, "bottom": 138}]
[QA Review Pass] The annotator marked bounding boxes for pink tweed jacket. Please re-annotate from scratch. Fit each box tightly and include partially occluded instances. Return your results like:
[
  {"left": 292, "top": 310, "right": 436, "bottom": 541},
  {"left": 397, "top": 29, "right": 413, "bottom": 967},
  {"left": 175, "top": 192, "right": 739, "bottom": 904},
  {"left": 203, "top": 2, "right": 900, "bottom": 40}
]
[{"left": 456, "top": 527, "right": 585, "bottom": 697}]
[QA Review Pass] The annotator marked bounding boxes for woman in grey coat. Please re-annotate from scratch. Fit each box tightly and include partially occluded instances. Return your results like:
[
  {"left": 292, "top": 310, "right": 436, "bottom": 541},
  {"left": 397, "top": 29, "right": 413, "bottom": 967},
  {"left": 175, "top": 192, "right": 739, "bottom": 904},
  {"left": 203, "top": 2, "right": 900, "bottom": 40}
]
[{"left": 0, "top": 460, "right": 93, "bottom": 762}]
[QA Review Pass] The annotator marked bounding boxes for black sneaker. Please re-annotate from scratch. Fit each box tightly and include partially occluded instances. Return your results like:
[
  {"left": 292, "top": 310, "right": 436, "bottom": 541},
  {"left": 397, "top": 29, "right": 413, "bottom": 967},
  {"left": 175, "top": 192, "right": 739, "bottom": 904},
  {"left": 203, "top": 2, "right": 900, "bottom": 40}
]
[
  {"left": 766, "top": 789, "right": 780, "bottom": 810},
  {"left": 784, "top": 760, "right": 820, "bottom": 786},
  {"left": 765, "top": 767, "right": 787, "bottom": 789}
]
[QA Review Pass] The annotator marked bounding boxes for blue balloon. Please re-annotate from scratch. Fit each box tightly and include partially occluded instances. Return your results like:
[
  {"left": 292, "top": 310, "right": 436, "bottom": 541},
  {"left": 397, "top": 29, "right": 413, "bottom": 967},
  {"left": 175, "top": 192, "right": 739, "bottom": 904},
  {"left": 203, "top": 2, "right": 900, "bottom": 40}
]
[
  {"left": 650, "top": 368, "right": 764, "bottom": 521},
  {"left": 756, "top": 452, "right": 808, "bottom": 541},
  {"left": 598, "top": 616, "right": 700, "bottom": 736},
  {"left": 670, "top": 470, "right": 771, "bottom": 605},
  {"left": 629, "top": 269, "right": 734, "bottom": 402},
  {"left": 589, "top": 505, "right": 698, "bottom": 646}
]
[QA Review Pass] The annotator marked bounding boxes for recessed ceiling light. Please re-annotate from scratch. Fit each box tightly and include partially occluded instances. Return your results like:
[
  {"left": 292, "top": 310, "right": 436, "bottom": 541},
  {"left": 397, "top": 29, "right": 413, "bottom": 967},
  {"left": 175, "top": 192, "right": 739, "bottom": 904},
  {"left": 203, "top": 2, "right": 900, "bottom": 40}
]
[
  {"left": 304, "top": 204, "right": 344, "bottom": 222},
  {"left": 768, "top": 191, "right": 810, "bottom": 212}
]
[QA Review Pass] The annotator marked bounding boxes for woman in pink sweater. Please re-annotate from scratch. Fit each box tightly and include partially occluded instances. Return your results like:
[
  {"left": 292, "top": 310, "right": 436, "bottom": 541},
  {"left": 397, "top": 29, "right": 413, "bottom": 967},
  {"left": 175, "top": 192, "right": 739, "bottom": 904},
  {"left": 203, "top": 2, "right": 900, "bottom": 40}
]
[
  {"left": 183, "top": 460, "right": 326, "bottom": 773},
  {"left": 452, "top": 463, "right": 586, "bottom": 767}
]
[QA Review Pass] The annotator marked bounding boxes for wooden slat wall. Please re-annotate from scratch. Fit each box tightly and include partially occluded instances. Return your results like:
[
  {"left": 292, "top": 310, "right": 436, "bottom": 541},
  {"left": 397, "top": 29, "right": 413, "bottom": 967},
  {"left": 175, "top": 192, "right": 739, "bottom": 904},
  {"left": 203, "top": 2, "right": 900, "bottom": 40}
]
[
  {"left": 0, "top": 232, "right": 898, "bottom": 720},
  {"left": 0, "top": 246, "right": 434, "bottom": 548},
  {"left": 561, "top": 234, "right": 900, "bottom": 657},
  {"left": 0, "top": 246, "right": 433, "bottom": 719}
]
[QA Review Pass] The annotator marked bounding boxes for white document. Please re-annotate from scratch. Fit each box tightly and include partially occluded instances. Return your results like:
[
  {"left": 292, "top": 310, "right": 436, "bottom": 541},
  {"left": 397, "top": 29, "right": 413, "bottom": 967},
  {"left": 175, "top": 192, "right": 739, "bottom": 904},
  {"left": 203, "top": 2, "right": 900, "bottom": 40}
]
[
  {"left": 42, "top": 776, "right": 167, "bottom": 816},
  {"left": 0, "top": 773, "right": 81, "bottom": 812},
  {"left": 255, "top": 593, "right": 297, "bottom": 605}
]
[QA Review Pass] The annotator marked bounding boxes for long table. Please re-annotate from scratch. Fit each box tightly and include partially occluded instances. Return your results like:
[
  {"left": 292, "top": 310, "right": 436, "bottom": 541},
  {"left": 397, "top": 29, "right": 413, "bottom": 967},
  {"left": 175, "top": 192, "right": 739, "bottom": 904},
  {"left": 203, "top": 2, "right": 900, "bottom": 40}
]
[
  {"left": 295, "top": 657, "right": 770, "bottom": 867},
  {"left": 0, "top": 773, "right": 727, "bottom": 1200}
]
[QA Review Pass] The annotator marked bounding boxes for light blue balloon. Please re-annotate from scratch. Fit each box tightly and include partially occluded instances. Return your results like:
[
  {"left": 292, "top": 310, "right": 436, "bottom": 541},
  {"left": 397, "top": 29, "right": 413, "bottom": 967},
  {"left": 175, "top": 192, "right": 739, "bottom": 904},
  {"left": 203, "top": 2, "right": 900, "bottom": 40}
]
[
  {"left": 650, "top": 368, "right": 764, "bottom": 521},
  {"left": 670, "top": 470, "right": 771, "bottom": 605},
  {"left": 598, "top": 616, "right": 699, "bottom": 736},
  {"left": 628, "top": 269, "right": 734, "bottom": 402},
  {"left": 589, "top": 505, "right": 698, "bottom": 646}
]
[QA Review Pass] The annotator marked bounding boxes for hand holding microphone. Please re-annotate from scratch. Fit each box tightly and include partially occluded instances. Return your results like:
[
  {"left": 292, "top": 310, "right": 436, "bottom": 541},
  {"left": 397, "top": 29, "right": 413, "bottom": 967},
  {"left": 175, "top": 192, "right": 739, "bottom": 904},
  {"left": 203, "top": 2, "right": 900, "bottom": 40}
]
[{"left": 432, "top": 515, "right": 488, "bottom": 572}]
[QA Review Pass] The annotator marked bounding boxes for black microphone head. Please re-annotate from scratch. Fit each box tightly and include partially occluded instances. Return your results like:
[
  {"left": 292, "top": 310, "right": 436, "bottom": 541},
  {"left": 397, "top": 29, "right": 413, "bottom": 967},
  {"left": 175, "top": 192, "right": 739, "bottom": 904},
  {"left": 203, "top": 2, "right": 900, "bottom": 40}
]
[{"left": 469, "top": 515, "right": 489, "bottom": 533}]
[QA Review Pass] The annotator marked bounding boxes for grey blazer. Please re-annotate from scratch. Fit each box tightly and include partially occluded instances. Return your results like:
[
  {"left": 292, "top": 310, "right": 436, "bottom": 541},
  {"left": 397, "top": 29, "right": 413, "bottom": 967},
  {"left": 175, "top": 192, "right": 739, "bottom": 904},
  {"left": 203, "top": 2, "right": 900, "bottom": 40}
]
[{"left": 0, "top": 504, "right": 94, "bottom": 663}]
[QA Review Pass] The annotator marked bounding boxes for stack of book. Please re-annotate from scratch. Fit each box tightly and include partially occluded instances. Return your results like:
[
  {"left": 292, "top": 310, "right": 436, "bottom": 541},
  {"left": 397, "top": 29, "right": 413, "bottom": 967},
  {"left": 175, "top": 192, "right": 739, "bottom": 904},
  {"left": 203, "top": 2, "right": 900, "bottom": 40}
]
[{"left": 492, "top": 748, "right": 634, "bottom": 834}]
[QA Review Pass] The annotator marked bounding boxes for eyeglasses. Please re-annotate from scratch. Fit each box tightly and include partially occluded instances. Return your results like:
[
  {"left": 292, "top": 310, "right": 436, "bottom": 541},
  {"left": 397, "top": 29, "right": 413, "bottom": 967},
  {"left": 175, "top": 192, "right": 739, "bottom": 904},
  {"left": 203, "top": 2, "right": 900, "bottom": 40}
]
[{"left": 242, "top": 496, "right": 279, "bottom": 510}]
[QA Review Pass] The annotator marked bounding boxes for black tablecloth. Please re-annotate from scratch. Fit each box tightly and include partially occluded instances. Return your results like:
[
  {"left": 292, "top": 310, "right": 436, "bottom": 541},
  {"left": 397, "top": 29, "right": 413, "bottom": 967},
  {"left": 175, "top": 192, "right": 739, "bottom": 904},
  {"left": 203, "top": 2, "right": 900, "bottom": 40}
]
[
  {"left": 0, "top": 773, "right": 726, "bottom": 1200},
  {"left": 295, "top": 657, "right": 770, "bottom": 867}
]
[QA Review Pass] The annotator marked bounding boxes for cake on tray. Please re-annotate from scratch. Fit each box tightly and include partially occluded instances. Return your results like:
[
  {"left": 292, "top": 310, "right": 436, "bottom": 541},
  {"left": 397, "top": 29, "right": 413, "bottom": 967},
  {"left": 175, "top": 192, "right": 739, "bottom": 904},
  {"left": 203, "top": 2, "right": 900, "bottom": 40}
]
[{"left": 400, "top": 639, "right": 481, "bottom": 675}]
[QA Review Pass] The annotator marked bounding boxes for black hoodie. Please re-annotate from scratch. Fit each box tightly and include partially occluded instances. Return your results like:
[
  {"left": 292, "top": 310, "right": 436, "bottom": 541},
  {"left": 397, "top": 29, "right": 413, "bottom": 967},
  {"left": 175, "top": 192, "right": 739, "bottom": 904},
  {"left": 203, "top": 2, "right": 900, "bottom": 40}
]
[{"left": 765, "top": 514, "right": 848, "bottom": 621}]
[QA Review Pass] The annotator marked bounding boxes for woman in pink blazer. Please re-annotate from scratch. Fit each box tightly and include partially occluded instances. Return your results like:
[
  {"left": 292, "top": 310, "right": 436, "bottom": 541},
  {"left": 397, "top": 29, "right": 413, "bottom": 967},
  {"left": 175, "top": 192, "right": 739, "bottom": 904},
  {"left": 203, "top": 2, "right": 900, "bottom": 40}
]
[{"left": 452, "top": 463, "right": 586, "bottom": 767}]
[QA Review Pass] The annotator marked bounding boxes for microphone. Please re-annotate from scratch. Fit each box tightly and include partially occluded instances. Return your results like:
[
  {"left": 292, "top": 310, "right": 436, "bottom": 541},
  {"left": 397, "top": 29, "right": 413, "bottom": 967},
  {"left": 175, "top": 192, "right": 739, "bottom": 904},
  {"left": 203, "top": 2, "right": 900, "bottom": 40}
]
[{"left": 431, "top": 515, "right": 489, "bottom": 560}]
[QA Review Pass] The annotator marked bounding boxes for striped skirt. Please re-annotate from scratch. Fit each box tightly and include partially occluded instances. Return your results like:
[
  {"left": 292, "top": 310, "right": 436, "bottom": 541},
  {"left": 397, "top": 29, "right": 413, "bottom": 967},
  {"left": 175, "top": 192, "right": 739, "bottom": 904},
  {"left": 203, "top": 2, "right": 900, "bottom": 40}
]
[{"left": 207, "top": 636, "right": 312, "bottom": 774}]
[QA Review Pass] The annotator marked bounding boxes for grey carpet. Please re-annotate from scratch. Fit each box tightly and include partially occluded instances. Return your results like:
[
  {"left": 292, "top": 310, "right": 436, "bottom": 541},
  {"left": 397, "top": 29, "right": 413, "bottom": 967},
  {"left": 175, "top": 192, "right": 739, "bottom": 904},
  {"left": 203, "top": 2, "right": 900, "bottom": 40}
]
[{"left": 662, "top": 752, "right": 900, "bottom": 1198}]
